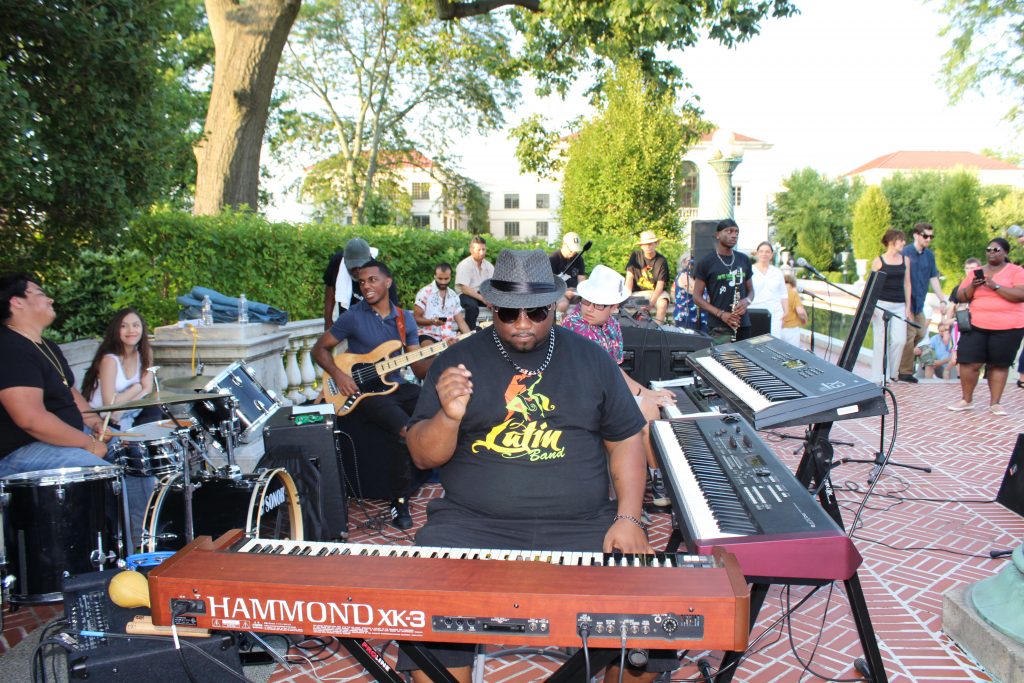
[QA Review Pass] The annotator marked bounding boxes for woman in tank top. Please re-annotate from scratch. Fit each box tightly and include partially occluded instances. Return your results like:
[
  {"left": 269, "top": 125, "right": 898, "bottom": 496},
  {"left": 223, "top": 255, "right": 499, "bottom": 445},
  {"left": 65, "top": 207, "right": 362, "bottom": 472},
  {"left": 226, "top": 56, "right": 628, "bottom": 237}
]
[
  {"left": 81, "top": 308, "right": 155, "bottom": 430},
  {"left": 869, "top": 229, "right": 913, "bottom": 384}
]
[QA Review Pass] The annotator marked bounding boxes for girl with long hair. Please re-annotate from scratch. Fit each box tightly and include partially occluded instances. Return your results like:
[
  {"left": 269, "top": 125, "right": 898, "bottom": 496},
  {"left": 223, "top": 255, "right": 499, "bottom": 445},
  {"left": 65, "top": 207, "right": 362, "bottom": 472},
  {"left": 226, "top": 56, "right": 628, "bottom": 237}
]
[{"left": 81, "top": 308, "right": 155, "bottom": 429}]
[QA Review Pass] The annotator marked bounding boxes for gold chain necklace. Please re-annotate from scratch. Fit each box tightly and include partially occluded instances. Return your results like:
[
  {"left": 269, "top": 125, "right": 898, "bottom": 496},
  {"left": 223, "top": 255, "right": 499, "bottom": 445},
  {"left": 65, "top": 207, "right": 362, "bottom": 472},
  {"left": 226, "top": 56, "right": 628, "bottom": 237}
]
[{"left": 6, "top": 324, "right": 68, "bottom": 386}]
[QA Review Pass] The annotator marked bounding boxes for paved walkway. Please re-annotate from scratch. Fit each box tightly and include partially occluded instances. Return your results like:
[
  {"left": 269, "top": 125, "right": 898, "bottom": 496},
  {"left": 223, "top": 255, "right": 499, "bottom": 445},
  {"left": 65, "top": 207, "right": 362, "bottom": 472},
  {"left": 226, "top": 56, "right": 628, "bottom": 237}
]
[{"left": 3, "top": 376, "right": 1022, "bottom": 682}]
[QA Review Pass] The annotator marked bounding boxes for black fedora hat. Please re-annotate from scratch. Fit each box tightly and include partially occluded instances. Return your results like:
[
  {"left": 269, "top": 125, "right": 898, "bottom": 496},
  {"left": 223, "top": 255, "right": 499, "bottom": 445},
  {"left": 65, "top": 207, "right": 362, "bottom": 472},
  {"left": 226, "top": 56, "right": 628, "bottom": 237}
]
[{"left": 479, "top": 249, "right": 566, "bottom": 310}]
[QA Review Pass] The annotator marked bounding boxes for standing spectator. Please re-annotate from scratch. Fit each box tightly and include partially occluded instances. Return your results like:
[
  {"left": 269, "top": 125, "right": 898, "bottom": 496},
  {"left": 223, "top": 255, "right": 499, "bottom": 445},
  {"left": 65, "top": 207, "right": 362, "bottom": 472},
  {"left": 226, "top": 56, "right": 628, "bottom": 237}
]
[
  {"left": 549, "top": 232, "right": 588, "bottom": 315},
  {"left": 780, "top": 273, "right": 808, "bottom": 348},
  {"left": 898, "top": 222, "right": 949, "bottom": 382},
  {"left": 322, "top": 237, "right": 397, "bottom": 330},
  {"left": 414, "top": 262, "right": 470, "bottom": 346},
  {"left": 948, "top": 238, "right": 1024, "bottom": 414},
  {"left": 454, "top": 235, "right": 494, "bottom": 330},
  {"left": 672, "top": 252, "right": 706, "bottom": 331},
  {"left": 691, "top": 219, "right": 754, "bottom": 342},
  {"left": 869, "top": 229, "right": 913, "bottom": 384},
  {"left": 749, "top": 241, "right": 788, "bottom": 337},
  {"left": 624, "top": 230, "right": 671, "bottom": 323}
]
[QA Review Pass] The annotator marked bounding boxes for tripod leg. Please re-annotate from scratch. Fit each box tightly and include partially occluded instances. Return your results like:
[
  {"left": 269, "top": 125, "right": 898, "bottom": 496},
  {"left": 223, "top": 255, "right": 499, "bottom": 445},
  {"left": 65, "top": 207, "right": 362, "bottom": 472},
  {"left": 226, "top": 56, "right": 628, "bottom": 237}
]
[{"left": 844, "top": 573, "right": 889, "bottom": 683}]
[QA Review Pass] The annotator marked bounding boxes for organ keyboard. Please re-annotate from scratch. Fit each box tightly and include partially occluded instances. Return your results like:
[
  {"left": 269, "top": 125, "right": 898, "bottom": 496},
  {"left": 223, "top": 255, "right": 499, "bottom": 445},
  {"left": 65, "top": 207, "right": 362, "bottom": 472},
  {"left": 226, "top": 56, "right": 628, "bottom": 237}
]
[
  {"left": 685, "top": 335, "right": 885, "bottom": 428},
  {"left": 149, "top": 530, "right": 750, "bottom": 651},
  {"left": 650, "top": 415, "right": 862, "bottom": 582}
]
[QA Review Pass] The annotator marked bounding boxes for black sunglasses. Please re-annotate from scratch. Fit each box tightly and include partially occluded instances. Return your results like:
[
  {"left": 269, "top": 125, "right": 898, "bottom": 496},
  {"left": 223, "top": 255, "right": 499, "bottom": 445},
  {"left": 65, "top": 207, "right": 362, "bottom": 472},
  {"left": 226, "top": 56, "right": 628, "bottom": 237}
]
[
  {"left": 986, "top": 246, "right": 1004, "bottom": 253},
  {"left": 922, "top": 234, "right": 934, "bottom": 239},
  {"left": 495, "top": 306, "right": 551, "bottom": 324}
]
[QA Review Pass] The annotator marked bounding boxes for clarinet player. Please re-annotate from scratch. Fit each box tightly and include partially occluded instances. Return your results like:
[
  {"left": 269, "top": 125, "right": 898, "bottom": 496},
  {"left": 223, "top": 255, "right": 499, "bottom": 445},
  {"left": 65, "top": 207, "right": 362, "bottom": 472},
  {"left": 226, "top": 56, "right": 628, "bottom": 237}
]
[{"left": 691, "top": 219, "right": 755, "bottom": 343}]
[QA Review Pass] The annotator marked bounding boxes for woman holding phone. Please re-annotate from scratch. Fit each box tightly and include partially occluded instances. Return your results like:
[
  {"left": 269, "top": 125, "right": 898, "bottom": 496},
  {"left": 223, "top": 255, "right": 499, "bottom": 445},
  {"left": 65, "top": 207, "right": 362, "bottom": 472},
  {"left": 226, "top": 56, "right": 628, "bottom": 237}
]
[{"left": 948, "top": 238, "right": 1024, "bottom": 414}]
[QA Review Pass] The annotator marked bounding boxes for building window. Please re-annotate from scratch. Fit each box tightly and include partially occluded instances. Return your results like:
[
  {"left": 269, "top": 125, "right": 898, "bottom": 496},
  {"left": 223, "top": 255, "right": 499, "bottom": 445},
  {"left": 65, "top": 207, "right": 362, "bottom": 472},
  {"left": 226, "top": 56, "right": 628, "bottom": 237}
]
[
  {"left": 733, "top": 186, "right": 742, "bottom": 207},
  {"left": 411, "top": 183, "right": 430, "bottom": 200},
  {"left": 504, "top": 221, "right": 520, "bottom": 237},
  {"left": 412, "top": 214, "right": 430, "bottom": 229},
  {"left": 504, "top": 193, "right": 519, "bottom": 209},
  {"left": 536, "top": 194, "right": 550, "bottom": 209},
  {"left": 677, "top": 161, "right": 699, "bottom": 209},
  {"left": 536, "top": 221, "right": 549, "bottom": 237}
]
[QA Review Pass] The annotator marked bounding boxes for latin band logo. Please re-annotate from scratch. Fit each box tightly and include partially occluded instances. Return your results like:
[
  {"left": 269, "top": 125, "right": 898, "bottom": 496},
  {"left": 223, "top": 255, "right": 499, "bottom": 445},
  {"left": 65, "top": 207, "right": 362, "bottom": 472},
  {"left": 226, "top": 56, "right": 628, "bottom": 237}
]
[{"left": 472, "top": 373, "right": 565, "bottom": 461}]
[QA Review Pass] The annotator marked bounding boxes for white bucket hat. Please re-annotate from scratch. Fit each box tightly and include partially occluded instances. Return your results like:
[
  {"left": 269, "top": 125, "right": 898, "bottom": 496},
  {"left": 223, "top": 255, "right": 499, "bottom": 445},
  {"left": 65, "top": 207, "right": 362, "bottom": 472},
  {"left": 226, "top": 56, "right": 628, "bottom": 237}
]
[{"left": 576, "top": 265, "right": 629, "bottom": 306}]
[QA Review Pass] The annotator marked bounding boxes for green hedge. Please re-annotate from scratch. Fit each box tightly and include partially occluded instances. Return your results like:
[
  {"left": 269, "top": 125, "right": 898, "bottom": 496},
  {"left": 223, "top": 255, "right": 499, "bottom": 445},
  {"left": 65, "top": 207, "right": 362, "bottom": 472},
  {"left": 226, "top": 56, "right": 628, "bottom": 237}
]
[{"left": 40, "top": 210, "right": 688, "bottom": 342}]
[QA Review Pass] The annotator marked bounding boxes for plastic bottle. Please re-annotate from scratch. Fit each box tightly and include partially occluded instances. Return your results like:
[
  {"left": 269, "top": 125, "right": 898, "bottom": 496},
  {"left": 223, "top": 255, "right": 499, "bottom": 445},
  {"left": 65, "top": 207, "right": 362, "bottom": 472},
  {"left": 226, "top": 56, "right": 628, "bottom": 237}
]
[
  {"left": 201, "top": 295, "right": 214, "bottom": 326},
  {"left": 237, "top": 293, "right": 249, "bottom": 324}
]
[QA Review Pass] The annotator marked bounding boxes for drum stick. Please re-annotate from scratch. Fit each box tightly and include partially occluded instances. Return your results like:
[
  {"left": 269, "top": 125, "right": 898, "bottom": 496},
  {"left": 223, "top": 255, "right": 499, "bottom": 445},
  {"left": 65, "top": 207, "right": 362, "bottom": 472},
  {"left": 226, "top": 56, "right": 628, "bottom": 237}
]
[{"left": 99, "top": 411, "right": 112, "bottom": 441}]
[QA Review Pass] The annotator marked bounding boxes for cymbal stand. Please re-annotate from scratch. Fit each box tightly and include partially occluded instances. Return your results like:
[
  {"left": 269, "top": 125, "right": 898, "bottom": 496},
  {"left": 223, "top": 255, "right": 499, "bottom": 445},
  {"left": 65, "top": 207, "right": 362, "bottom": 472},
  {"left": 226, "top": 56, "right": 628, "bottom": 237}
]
[{"left": 150, "top": 397, "right": 197, "bottom": 545}]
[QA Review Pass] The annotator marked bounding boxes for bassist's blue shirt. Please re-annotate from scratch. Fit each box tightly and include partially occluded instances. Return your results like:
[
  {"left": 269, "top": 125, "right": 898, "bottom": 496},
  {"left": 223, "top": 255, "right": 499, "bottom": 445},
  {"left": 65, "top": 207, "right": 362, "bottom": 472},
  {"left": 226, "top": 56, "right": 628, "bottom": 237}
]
[{"left": 330, "top": 300, "right": 419, "bottom": 383}]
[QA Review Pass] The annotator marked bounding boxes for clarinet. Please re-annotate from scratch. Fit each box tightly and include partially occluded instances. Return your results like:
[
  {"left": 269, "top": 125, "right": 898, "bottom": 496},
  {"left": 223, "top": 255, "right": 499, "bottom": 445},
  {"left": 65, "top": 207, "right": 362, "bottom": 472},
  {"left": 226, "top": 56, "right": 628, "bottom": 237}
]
[{"left": 729, "top": 270, "right": 742, "bottom": 342}]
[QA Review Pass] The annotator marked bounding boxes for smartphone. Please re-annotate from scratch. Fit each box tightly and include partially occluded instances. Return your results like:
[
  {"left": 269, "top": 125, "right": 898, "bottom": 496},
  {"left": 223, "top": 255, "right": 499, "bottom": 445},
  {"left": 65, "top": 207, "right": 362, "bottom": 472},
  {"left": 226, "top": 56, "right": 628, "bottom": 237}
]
[
  {"left": 973, "top": 268, "right": 985, "bottom": 281},
  {"left": 436, "top": 317, "right": 447, "bottom": 323}
]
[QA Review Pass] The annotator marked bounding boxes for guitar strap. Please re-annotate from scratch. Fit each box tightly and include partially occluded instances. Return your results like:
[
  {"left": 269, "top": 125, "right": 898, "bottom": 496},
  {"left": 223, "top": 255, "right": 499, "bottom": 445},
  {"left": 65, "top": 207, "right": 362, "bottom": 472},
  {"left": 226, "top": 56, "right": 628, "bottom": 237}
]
[{"left": 393, "top": 305, "right": 407, "bottom": 351}]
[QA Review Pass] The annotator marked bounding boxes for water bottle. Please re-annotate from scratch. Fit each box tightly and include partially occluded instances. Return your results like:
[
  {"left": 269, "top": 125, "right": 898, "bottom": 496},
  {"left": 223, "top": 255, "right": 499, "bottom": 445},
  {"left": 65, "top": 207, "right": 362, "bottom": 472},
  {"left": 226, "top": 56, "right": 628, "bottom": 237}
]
[
  {"left": 237, "top": 293, "right": 249, "bottom": 324},
  {"left": 201, "top": 295, "right": 214, "bottom": 326}
]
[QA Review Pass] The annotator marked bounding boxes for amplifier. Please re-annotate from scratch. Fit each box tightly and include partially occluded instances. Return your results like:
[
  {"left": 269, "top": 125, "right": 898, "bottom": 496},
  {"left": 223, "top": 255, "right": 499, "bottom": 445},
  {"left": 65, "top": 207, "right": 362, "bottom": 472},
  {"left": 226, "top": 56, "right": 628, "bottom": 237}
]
[
  {"left": 620, "top": 317, "right": 713, "bottom": 386},
  {"left": 261, "top": 409, "right": 348, "bottom": 541},
  {"left": 62, "top": 570, "right": 242, "bottom": 682}
]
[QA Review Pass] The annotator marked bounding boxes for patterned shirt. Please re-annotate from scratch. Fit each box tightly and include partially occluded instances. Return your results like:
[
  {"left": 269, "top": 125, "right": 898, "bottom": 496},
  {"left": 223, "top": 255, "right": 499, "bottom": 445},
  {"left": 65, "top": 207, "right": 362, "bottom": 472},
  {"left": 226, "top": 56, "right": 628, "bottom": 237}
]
[
  {"left": 415, "top": 282, "right": 464, "bottom": 341},
  {"left": 560, "top": 307, "right": 624, "bottom": 364}
]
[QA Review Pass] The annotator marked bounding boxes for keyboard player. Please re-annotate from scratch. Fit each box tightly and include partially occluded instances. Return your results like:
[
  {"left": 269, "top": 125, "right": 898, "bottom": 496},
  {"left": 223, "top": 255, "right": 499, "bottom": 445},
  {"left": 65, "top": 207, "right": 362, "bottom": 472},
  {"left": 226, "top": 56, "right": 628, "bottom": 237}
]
[{"left": 406, "top": 249, "right": 673, "bottom": 683}]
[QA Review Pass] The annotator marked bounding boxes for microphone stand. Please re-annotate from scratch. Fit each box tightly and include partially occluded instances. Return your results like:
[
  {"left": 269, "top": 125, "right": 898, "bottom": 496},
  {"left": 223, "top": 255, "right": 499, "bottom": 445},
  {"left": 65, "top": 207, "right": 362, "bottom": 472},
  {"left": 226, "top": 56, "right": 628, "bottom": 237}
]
[{"left": 800, "top": 266, "right": 931, "bottom": 482}]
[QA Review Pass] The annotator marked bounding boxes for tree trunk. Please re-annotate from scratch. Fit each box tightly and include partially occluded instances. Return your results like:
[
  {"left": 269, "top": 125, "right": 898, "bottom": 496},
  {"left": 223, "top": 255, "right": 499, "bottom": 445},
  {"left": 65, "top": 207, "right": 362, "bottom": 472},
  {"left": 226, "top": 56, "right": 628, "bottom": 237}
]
[{"left": 194, "top": 0, "right": 301, "bottom": 215}]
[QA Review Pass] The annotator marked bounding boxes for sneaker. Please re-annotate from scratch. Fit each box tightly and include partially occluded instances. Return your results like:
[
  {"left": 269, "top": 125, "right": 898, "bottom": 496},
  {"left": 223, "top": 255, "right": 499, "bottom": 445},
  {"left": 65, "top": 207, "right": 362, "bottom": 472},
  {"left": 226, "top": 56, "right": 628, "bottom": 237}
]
[
  {"left": 650, "top": 469, "right": 671, "bottom": 507},
  {"left": 390, "top": 498, "right": 413, "bottom": 530},
  {"left": 897, "top": 374, "right": 919, "bottom": 383}
]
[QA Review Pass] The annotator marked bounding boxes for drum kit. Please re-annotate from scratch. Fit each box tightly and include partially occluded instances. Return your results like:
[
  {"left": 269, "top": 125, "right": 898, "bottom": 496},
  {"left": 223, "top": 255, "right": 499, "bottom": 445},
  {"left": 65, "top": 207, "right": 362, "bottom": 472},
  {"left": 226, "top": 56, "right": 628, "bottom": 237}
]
[{"left": 0, "top": 361, "right": 304, "bottom": 606}]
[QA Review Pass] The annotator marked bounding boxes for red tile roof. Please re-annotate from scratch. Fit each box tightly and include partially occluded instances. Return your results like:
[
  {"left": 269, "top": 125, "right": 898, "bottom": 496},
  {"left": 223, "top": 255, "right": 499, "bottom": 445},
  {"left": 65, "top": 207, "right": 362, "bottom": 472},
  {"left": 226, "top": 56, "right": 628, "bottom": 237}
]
[{"left": 845, "top": 150, "right": 1021, "bottom": 176}]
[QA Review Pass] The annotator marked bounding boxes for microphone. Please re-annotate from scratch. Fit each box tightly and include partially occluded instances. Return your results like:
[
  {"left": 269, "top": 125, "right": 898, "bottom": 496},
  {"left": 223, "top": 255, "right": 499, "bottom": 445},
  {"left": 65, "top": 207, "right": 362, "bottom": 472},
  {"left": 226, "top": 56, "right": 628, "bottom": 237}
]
[
  {"left": 797, "top": 286, "right": 823, "bottom": 301},
  {"left": 796, "top": 257, "right": 827, "bottom": 280},
  {"left": 580, "top": 239, "right": 593, "bottom": 253},
  {"left": 557, "top": 240, "right": 594, "bottom": 277}
]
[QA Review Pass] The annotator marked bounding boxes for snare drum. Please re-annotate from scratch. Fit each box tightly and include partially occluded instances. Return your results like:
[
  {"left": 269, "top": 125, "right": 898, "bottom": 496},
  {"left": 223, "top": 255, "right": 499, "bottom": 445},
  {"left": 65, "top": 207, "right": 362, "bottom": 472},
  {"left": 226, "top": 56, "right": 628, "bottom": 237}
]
[
  {"left": 1, "top": 466, "right": 123, "bottom": 604},
  {"left": 109, "top": 421, "right": 197, "bottom": 477},
  {"left": 141, "top": 468, "right": 303, "bottom": 552}
]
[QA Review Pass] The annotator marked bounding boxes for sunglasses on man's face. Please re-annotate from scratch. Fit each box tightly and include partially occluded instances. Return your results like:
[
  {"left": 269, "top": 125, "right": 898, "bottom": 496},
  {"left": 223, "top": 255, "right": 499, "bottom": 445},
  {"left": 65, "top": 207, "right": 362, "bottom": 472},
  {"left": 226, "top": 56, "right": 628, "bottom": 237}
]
[{"left": 494, "top": 306, "right": 551, "bottom": 324}]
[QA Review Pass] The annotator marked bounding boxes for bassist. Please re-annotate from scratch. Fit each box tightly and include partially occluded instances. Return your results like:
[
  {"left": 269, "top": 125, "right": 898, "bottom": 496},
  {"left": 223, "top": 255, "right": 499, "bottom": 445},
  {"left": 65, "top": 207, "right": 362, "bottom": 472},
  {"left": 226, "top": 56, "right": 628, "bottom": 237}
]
[{"left": 312, "top": 260, "right": 426, "bottom": 530}]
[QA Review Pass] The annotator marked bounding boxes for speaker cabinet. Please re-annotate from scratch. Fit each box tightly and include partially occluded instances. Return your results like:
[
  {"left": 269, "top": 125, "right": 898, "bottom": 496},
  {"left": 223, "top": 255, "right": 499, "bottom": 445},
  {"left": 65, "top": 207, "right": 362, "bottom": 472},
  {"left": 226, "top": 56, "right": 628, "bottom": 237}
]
[
  {"left": 997, "top": 434, "right": 1024, "bottom": 518},
  {"left": 620, "top": 316, "right": 713, "bottom": 386},
  {"left": 690, "top": 219, "right": 720, "bottom": 263},
  {"left": 748, "top": 309, "right": 772, "bottom": 337},
  {"left": 261, "top": 410, "right": 348, "bottom": 540}
]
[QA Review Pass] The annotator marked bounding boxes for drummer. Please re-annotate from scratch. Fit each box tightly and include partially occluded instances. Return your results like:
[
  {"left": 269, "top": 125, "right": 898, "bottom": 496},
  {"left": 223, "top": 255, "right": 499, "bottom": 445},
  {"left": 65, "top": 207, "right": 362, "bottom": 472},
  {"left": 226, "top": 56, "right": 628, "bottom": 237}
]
[{"left": 0, "top": 273, "right": 110, "bottom": 477}]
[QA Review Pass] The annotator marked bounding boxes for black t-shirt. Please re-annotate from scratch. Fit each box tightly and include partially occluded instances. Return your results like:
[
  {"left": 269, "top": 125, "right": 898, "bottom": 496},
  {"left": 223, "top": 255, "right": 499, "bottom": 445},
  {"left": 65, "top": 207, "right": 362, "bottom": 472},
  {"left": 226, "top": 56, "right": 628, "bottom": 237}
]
[
  {"left": 0, "top": 326, "right": 82, "bottom": 457},
  {"left": 549, "top": 251, "right": 587, "bottom": 290},
  {"left": 625, "top": 251, "right": 669, "bottom": 291},
  {"left": 409, "top": 326, "right": 645, "bottom": 520},
  {"left": 694, "top": 250, "right": 754, "bottom": 328},
  {"left": 323, "top": 251, "right": 399, "bottom": 310}
]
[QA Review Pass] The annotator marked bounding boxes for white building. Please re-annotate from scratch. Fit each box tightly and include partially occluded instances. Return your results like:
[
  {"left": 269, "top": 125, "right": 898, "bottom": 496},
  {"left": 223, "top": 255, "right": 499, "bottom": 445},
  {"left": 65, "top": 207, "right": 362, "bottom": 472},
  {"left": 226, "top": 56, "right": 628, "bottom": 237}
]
[{"left": 844, "top": 151, "right": 1024, "bottom": 187}]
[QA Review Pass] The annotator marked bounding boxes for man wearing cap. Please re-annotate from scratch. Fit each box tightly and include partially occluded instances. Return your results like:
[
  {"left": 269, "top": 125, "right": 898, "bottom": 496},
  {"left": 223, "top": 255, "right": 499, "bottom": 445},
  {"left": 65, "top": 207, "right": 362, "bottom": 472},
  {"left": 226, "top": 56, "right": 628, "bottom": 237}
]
[
  {"left": 313, "top": 260, "right": 424, "bottom": 530},
  {"left": 624, "top": 230, "right": 671, "bottom": 323},
  {"left": 561, "top": 265, "right": 677, "bottom": 510},
  {"left": 322, "top": 237, "right": 399, "bottom": 330},
  {"left": 549, "top": 231, "right": 588, "bottom": 315},
  {"left": 691, "top": 219, "right": 754, "bottom": 342},
  {"left": 405, "top": 250, "right": 671, "bottom": 682},
  {"left": 898, "top": 222, "right": 949, "bottom": 383},
  {"left": 454, "top": 235, "right": 494, "bottom": 330}
]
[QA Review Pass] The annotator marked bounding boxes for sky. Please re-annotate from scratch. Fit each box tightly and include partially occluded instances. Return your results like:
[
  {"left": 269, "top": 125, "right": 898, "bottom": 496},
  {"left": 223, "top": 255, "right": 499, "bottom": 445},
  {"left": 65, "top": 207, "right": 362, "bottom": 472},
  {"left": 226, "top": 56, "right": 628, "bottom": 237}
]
[{"left": 265, "top": 0, "right": 1019, "bottom": 219}]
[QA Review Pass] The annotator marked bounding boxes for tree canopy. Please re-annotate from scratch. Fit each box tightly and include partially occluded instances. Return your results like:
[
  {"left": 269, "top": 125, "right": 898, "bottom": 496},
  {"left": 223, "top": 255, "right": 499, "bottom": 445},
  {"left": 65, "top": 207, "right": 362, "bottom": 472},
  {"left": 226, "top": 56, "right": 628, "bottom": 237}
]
[
  {"left": 851, "top": 185, "right": 891, "bottom": 261},
  {"left": 559, "top": 60, "right": 706, "bottom": 246},
  {"left": 273, "top": 0, "right": 518, "bottom": 224},
  {"left": 769, "top": 168, "right": 856, "bottom": 270},
  {"left": 939, "top": 0, "right": 1024, "bottom": 127},
  {"left": 1, "top": 0, "right": 210, "bottom": 271}
]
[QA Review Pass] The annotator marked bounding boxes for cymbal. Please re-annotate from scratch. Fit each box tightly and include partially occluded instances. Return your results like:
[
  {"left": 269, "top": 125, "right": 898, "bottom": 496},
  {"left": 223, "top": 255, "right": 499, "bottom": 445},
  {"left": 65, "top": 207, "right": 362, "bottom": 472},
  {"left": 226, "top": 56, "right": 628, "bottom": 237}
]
[
  {"left": 85, "top": 391, "right": 226, "bottom": 413},
  {"left": 161, "top": 375, "right": 214, "bottom": 390}
]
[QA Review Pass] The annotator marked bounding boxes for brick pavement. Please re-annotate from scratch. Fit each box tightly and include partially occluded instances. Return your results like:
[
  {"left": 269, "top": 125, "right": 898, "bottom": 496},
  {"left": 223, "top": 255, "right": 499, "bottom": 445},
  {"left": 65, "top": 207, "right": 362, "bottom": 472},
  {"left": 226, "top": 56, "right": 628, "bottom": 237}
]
[{"left": 2, "top": 378, "right": 1021, "bottom": 681}]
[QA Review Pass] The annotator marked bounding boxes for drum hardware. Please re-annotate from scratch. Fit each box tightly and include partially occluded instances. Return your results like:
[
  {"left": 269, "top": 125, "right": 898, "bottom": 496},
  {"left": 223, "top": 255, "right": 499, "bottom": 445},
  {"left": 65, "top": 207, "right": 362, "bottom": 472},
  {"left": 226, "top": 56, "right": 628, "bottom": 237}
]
[{"left": 89, "top": 532, "right": 118, "bottom": 570}]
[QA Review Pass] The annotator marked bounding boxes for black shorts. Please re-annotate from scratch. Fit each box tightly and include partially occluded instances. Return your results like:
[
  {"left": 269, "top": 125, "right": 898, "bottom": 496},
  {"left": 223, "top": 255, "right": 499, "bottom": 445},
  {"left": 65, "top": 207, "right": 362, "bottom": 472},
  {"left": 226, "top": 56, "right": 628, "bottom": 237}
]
[{"left": 956, "top": 326, "right": 1024, "bottom": 367}]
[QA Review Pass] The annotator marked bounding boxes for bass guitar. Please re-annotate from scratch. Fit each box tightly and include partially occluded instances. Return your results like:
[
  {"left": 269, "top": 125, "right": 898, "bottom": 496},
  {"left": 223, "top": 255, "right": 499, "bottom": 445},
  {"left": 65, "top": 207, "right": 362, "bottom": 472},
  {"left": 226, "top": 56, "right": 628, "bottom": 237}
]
[{"left": 322, "top": 331, "right": 474, "bottom": 416}]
